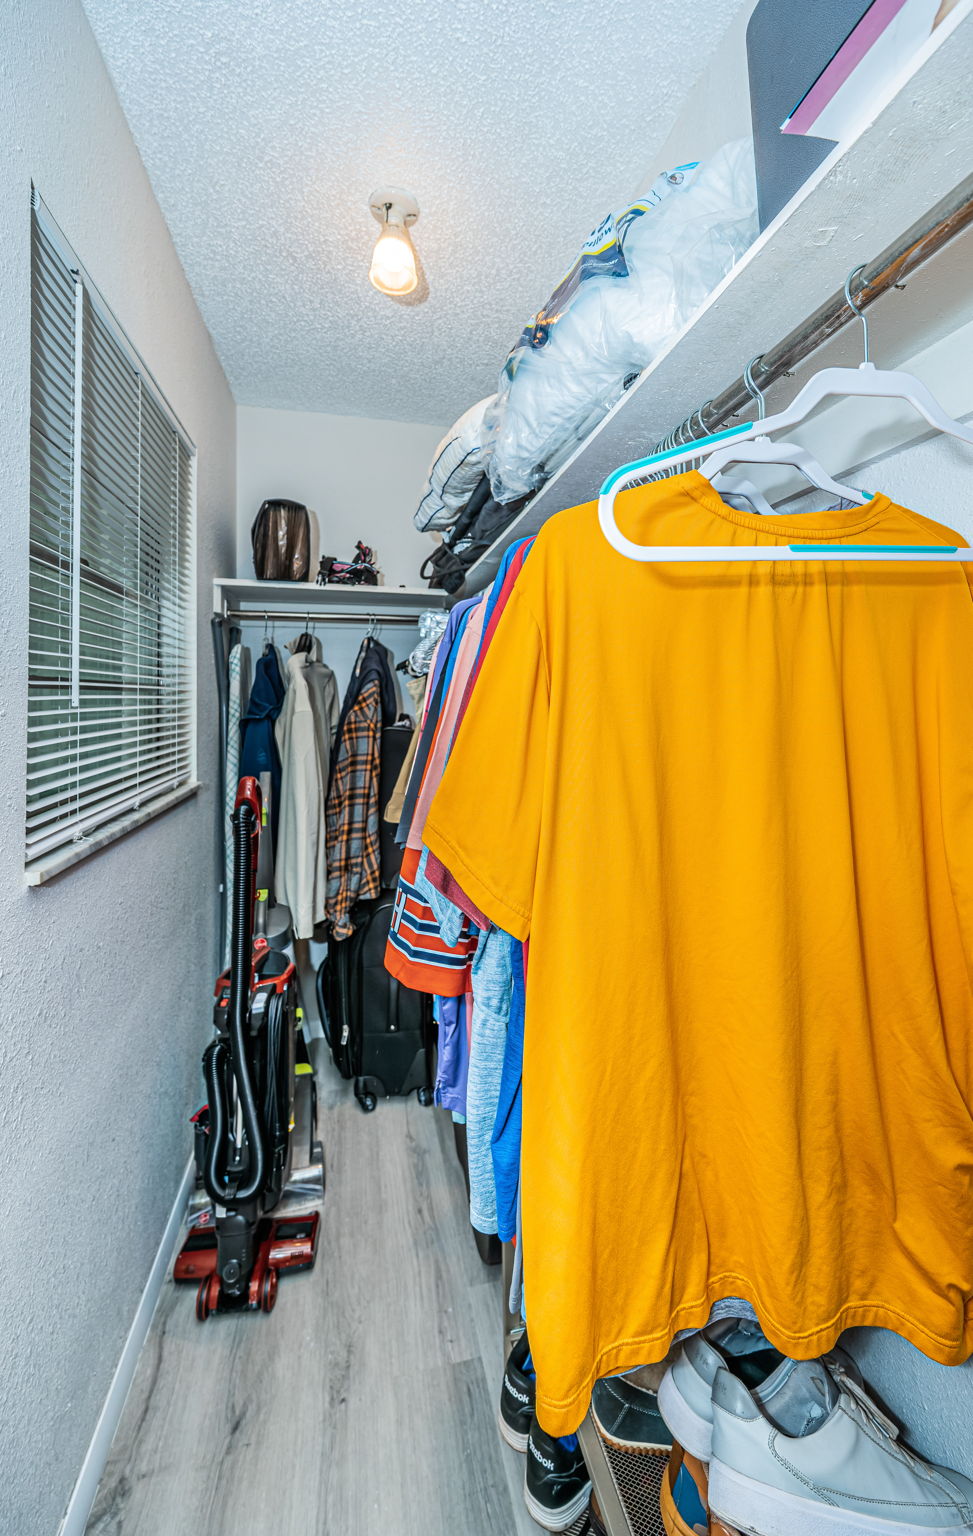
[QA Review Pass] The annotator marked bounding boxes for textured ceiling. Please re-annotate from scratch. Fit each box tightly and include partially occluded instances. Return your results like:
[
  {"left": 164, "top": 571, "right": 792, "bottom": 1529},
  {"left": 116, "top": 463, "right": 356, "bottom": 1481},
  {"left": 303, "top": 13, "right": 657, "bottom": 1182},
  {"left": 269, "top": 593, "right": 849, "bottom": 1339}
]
[{"left": 82, "top": 0, "right": 746, "bottom": 426}]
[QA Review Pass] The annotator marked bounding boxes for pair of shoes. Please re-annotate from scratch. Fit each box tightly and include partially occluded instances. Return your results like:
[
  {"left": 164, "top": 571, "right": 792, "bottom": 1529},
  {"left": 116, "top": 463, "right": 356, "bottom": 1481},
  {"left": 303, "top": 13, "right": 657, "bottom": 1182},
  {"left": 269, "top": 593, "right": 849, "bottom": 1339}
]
[
  {"left": 498, "top": 1332, "right": 592, "bottom": 1532},
  {"left": 658, "top": 1319, "right": 973, "bottom": 1535}
]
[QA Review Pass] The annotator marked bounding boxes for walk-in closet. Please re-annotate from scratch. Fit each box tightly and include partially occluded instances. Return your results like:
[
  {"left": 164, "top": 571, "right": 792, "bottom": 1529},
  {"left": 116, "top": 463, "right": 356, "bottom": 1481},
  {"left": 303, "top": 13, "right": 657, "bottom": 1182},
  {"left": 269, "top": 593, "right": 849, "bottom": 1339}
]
[{"left": 4, "top": 4, "right": 973, "bottom": 1535}]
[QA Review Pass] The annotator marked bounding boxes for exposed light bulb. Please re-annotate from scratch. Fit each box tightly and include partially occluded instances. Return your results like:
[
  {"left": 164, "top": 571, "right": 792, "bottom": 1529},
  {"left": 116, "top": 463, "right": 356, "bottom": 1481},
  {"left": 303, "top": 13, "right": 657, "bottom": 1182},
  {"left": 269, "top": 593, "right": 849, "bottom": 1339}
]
[
  {"left": 367, "top": 189, "right": 420, "bottom": 298},
  {"left": 369, "top": 223, "right": 417, "bottom": 296}
]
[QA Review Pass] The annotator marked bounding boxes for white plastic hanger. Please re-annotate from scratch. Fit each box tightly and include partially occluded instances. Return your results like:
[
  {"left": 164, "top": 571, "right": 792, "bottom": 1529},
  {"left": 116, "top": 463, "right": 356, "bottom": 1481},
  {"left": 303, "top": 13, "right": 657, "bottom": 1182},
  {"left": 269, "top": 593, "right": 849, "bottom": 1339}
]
[
  {"left": 710, "top": 473, "right": 776, "bottom": 516},
  {"left": 599, "top": 269, "right": 973, "bottom": 562},
  {"left": 708, "top": 361, "right": 780, "bottom": 515},
  {"left": 741, "top": 268, "right": 973, "bottom": 447},
  {"left": 704, "top": 355, "right": 866, "bottom": 505},
  {"left": 702, "top": 435, "right": 868, "bottom": 505}
]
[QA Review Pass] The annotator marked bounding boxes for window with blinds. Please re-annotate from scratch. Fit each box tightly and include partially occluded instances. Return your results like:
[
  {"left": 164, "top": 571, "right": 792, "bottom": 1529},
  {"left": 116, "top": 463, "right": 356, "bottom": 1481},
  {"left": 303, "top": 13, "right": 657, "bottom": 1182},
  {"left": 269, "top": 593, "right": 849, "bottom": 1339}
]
[{"left": 28, "top": 194, "right": 196, "bottom": 876}]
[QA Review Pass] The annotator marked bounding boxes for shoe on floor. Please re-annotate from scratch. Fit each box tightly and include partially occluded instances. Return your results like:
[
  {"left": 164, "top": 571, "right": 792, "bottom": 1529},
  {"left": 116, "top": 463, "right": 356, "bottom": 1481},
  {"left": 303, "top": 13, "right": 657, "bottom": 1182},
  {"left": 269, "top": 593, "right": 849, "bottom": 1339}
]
[
  {"left": 499, "top": 1331, "right": 535, "bottom": 1453},
  {"left": 591, "top": 1373, "right": 672, "bottom": 1451},
  {"left": 660, "top": 1437, "right": 743, "bottom": 1536},
  {"left": 658, "top": 1318, "right": 785, "bottom": 1460},
  {"left": 709, "top": 1356, "right": 973, "bottom": 1536},
  {"left": 587, "top": 1491, "right": 607, "bottom": 1536},
  {"left": 524, "top": 1418, "right": 592, "bottom": 1532},
  {"left": 661, "top": 1441, "right": 741, "bottom": 1536}
]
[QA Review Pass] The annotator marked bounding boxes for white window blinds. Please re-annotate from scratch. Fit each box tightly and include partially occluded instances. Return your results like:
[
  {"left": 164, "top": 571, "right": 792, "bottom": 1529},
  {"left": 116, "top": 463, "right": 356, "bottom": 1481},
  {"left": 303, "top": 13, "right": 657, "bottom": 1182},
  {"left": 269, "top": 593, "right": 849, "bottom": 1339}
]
[{"left": 28, "top": 194, "right": 196, "bottom": 873}]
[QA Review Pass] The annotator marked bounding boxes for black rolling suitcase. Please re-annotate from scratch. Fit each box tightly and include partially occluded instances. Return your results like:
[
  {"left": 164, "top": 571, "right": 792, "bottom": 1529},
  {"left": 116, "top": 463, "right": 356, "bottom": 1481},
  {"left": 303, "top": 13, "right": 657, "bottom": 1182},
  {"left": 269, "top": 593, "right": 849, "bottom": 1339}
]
[{"left": 317, "top": 893, "right": 434, "bottom": 1113}]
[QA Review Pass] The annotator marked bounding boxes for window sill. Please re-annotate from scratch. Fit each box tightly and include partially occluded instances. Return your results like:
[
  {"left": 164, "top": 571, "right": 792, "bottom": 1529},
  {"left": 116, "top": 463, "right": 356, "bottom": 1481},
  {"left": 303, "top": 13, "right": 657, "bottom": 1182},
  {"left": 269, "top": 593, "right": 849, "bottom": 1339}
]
[{"left": 25, "top": 782, "right": 202, "bottom": 887}]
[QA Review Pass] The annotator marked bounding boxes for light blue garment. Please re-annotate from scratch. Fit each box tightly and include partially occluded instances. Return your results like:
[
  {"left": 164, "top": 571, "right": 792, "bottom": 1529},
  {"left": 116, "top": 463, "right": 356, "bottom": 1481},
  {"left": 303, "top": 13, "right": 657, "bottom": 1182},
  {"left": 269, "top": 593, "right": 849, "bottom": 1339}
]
[
  {"left": 467, "top": 925, "right": 513, "bottom": 1234},
  {"left": 492, "top": 933, "right": 525, "bottom": 1243},
  {"left": 413, "top": 855, "right": 513, "bottom": 1234},
  {"left": 415, "top": 846, "right": 469, "bottom": 947}
]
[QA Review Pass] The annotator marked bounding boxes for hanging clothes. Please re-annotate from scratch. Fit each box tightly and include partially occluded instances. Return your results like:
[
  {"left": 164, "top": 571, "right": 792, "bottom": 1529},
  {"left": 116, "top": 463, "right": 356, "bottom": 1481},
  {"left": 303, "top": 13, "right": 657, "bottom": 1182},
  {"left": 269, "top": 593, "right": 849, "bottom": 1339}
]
[
  {"left": 384, "top": 674, "right": 427, "bottom": 828},
  {"left": 274, "top": 652, "right": 332, "bottom": 939},
  {"left": 325, "top": 638, "right": 396, "bottom": 939},
  {"left": 385, "top": 601, "right": 486, "bottom": 995},
  {"left": 434, "top": 993, "right": 470, "bottom": 1117},
  {"left": 239, "top": 643, "right": 286, "bottom": 851},
  {"left": 424, "top": 474, "right": 973, "bottom": 1436},
  {"left": 384, "top": 541, "right": 535, "bottom": 1230},
  {"left": 288, "top": 633, "right": 341, "bottom": 755},
  {"left": 394, "top": 597, "right": 481, "bottom": 847},
  {"left": 330, "top": 635, "right": 396, "bottom": 770},
  {"left": 224, "top": 642, "right": 251, "bottom": 962},
  {"left": 490, "top": 935, "right": 526, "bottom": 1244},
  {"left": 464, "top": 925, "right": 513, "bottom": 1235}
]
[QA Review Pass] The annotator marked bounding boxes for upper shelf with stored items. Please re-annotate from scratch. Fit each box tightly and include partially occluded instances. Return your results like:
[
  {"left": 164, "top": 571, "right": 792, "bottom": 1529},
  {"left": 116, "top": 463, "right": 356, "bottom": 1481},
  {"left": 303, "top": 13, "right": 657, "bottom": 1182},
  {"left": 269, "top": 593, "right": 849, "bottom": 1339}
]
[
  {"left": 460, "top": 9, "right": 973, "bottom": 596},
  {"left": 214, "top": 578, "right": 448, "bottom": 619}
]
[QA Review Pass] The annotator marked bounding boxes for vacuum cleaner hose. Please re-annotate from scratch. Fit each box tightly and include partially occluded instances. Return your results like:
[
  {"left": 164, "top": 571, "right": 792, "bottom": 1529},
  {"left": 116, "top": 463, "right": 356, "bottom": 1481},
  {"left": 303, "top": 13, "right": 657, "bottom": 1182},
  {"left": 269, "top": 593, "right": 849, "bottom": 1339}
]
[
  {"left": 226, "top": 802, "right": 268, "bottom": 1203},
  {"left": 202, "top": 1036, "right": 230, "bottom": 1203}
]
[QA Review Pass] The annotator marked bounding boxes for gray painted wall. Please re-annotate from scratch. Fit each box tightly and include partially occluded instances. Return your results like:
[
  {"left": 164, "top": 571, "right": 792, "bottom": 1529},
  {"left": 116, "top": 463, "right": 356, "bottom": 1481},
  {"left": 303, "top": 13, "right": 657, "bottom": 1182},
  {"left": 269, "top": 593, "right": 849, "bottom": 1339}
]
[{"left": 0, "top": 3, "right": 236, "bottom": 1532}]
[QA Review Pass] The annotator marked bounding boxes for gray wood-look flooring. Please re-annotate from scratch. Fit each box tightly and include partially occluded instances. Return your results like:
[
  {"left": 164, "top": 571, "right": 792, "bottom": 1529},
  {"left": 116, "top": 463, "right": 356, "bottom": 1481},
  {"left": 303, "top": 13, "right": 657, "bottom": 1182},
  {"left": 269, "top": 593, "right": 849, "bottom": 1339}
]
[{"left": 86, "top": 1075, "right": 538, "bottom": 1536}]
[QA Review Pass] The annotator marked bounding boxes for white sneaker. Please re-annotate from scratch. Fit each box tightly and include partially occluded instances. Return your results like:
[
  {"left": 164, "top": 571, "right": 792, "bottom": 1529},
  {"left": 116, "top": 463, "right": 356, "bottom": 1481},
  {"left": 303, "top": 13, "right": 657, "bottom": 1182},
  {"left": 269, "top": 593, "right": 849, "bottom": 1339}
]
[
  {"left": 657, "top": 1318, "right": 785, "bottom": 1460},
  {"left": 709, "top": 1357, "right": 973, "bottom": 1536}
]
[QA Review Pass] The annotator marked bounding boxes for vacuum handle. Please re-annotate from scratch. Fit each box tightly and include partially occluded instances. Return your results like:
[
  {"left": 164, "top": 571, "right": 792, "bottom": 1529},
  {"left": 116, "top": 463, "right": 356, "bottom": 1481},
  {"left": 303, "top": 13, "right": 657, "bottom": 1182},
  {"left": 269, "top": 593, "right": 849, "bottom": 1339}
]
[
  {"left": 254, "top": 770, "right": 274, "bottom": 940},
  {"left": 222, "top": 792, "right": 267, "bottom": 1204}
]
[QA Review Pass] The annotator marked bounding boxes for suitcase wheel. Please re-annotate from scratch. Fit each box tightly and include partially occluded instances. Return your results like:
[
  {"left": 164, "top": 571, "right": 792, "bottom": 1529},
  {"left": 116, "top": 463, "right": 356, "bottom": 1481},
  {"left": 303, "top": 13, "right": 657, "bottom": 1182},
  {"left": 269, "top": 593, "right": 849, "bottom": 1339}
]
[
  {"left": 355, "top": 1078, "right": 378, "bottom": 1113},
  {"left": 417, "top": 1086, "right": 434, "bottom": 1107}
]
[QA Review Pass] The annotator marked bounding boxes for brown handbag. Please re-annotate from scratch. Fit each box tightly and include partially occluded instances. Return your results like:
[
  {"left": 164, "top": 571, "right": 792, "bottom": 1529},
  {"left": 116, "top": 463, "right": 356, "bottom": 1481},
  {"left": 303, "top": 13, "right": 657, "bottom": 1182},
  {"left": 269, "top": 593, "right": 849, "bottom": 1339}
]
[{"left": 251, "top": 499, "right": 311, "bottom": 581}]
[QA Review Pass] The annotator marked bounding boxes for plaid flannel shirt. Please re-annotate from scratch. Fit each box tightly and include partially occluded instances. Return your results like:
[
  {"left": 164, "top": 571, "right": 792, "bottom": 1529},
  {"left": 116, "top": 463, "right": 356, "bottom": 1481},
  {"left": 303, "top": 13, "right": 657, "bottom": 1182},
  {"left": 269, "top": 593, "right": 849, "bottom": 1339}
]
[{"left": 325, "top": 676, "right": 382, "bottom": 938}]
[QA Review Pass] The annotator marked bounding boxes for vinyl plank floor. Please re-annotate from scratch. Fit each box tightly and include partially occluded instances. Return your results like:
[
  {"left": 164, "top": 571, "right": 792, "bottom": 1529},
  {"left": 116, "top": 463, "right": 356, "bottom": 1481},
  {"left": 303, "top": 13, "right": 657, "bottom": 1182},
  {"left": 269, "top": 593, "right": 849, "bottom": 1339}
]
[{"left": 86, "top": 1077, "right": 536, "bottom": 1536}]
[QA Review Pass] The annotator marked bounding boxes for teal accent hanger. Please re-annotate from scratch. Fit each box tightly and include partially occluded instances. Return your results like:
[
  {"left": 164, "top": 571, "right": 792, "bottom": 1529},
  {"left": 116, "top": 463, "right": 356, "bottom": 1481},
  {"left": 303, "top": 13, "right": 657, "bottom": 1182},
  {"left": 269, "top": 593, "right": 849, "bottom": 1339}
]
[
  {"left": 598, "top": 422, "right": 751, "bottom": 498},
  {"left": 790, "top": 544, "right": 959, "bottom": 555}
]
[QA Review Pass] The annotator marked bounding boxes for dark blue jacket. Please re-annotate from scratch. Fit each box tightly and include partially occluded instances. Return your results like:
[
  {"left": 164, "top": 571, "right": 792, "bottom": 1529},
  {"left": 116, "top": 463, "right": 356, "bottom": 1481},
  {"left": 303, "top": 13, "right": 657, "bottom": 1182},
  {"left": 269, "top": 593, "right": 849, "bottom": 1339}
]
[{"left": 239, "top": 645, "right": 286, "bottom": 848}]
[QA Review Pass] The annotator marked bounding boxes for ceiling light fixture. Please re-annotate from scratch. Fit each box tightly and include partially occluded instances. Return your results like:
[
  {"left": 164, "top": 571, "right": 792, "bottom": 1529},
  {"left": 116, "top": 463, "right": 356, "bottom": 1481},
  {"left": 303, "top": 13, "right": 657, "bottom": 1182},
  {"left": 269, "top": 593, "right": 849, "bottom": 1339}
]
[{"left": 368, "top": 188, "right": 419, "bottom": 297}]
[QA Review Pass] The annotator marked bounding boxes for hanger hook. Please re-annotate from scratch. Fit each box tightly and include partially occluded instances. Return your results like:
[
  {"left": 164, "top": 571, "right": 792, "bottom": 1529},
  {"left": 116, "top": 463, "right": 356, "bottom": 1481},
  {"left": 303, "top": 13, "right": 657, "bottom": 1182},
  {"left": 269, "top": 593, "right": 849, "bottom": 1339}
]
[
  {"left": 844, "top": 265, "right": 870, "bottom": 365},
  {"left": 744, "top": 356, "right": 766, "bottom": 421}
]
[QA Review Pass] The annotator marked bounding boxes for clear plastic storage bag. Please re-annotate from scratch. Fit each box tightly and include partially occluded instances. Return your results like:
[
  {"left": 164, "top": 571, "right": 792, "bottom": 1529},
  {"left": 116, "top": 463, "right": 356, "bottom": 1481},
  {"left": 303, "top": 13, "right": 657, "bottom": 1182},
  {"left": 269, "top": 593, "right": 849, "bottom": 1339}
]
[
  {"left": 486, "top": 139, "right": 758, "bottom": 504},
  {"left": 413, "top": 396, "right": 495, "bottom": 532}
]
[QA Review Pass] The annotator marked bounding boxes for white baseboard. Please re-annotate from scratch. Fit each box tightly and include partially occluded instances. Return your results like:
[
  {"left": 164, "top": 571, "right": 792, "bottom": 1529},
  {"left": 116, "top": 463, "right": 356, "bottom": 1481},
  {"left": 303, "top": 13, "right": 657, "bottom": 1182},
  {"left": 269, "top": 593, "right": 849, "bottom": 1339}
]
[{"left": 59, "top": 1157, "right": 195, "bottom": 1536}]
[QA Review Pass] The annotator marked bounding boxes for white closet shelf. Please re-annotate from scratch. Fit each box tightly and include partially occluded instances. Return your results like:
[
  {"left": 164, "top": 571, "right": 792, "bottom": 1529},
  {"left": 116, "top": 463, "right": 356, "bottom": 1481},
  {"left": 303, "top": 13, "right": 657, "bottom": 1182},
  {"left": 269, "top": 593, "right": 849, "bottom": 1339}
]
[
  {"left": 462, "top": 9, "right": 973, "bottom": 596},
  {"left": 213, "top": 577, "right": 446, "bottom": 617}
]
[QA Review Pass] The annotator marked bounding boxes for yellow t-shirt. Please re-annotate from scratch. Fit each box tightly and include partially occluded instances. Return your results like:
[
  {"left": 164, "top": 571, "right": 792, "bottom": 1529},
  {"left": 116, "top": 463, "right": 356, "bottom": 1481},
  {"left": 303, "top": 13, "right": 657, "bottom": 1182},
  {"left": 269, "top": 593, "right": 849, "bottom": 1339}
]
[{"left": 423, "top": 472, "right": 973, "bottom": 1436}]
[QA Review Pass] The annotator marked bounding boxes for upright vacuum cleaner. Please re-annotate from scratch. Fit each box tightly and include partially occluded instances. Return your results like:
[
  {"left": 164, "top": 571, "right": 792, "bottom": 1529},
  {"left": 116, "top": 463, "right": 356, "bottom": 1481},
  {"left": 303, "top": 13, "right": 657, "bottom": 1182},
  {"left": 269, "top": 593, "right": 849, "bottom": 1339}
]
[{"left": 174, "top": 776, "right": 322, "bottom": 1318}]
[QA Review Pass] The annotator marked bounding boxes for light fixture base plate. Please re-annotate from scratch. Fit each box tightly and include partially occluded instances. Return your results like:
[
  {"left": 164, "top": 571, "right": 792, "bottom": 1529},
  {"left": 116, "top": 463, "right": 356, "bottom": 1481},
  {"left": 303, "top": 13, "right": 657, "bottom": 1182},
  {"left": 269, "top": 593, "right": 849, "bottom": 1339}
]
[{"left": 368, "top": 187, "right": 419, "bottom": 226}]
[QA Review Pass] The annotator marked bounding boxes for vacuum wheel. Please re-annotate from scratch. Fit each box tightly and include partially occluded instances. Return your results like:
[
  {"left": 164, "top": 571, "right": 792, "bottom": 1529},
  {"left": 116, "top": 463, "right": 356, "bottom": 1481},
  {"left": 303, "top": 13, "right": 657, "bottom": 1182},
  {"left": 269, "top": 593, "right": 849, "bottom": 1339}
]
[
  {"left": 260, "top": 1268, "right": 278, "bottom": 1314},
  {"left": 417, "top": 1086, "right": 434, "bottom": 1107},
  {"left": 195, "top": 1278, "right": 210, "bottom": 1322},
  {"left": 196, "top": 1273, "right": 219, "bottom": 1322}
]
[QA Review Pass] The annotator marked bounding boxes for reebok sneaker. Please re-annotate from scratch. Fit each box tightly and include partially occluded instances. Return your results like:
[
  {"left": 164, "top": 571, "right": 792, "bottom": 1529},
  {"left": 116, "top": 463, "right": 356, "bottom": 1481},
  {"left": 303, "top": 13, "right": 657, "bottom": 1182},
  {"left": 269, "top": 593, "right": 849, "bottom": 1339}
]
[{"left": 499, "top": 1331, "right": 535, "bottom": 1453}]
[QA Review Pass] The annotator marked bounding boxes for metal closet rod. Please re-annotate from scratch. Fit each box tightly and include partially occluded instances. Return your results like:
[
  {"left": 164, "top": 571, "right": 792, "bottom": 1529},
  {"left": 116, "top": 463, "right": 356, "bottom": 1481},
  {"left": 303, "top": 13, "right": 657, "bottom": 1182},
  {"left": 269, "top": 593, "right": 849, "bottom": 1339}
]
[{"left": 655, "top": 168, "right": 973, "bottom": 452}]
